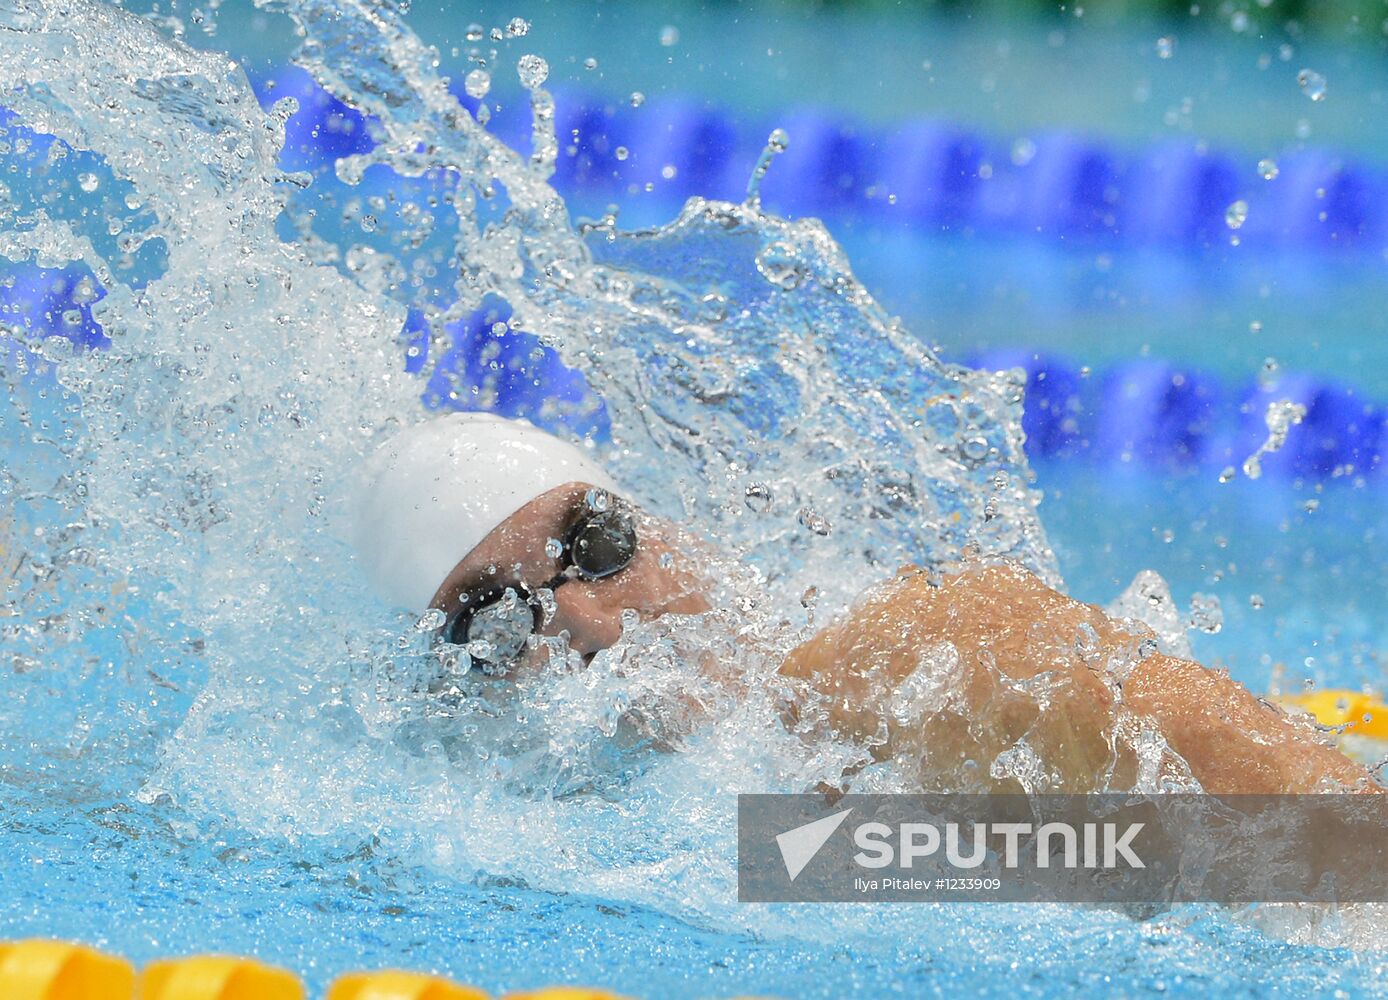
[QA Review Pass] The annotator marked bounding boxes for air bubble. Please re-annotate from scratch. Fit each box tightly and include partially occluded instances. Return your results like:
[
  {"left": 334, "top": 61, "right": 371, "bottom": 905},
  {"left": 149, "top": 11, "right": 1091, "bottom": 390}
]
[
  {"left": 506, "top": 17, "right": 529, "bottom": 37},
  {"left": 1155, "top": 36, "right": 1174, "bottom": 58},
  {"left": 465, "top": 23, "right": 484, "bottom": 42},
  {"left": 583, "top": 57, "right": 598, "bottom": 71},
  {"left": 614, "top": 146, "right": 629, "bottom": 161},
  {"left": 1257, "top": 158, "right": 1279, "bottom": 180},
  {"left": 960, "top": 436, "right": 991, "bottom": 463},
  {"left": 1224, "top": 199, "right": 1248, "bottom": 229},
  {"left": 754, "top": 240, "right": 804, "bottom": 290},
  {"left": 659, "top": 25, "right": 679, "bottom": 46},
  {"left": 629, "top": 92, "right": 645, "bottom": 108},
  {"left": 77, "top": 172, "right": 99, "bottom": 193}
]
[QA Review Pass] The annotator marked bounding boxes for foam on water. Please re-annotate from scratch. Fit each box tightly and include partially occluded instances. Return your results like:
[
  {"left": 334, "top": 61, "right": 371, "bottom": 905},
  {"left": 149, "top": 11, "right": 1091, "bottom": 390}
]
[{"left": 1, "top": 0, "right": 1381, "bottom": 961}]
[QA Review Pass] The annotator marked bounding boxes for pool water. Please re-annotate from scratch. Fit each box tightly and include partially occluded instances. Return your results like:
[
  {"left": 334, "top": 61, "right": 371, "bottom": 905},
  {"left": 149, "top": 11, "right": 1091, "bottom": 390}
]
[{"left": 2, "top": 0, "right": 1386, "bottom": 997}]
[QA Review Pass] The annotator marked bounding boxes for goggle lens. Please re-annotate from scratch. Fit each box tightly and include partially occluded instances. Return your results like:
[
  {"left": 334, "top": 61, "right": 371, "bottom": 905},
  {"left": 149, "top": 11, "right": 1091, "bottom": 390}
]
[{"left": 568, "top": 511, "right": 637, "bottom": 580}]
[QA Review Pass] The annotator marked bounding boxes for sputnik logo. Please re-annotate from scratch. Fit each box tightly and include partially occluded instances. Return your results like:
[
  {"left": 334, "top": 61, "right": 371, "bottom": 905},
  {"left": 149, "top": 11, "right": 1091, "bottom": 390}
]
[{"left": 775, "top": 808, "right": 853, "bottom": 881}]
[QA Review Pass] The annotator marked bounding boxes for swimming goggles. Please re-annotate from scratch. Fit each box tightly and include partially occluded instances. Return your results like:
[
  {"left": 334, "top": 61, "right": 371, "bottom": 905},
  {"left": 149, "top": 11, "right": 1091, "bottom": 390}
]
[{"left": 440, "top": 499, "right": 638, "bottom": 666}]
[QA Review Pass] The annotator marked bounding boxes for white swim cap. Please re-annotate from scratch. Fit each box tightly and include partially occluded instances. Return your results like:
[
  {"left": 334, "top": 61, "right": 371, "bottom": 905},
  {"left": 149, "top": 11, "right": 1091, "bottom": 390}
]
[{"left": 351, "top": 412, "right": 616, "bottom": 611}]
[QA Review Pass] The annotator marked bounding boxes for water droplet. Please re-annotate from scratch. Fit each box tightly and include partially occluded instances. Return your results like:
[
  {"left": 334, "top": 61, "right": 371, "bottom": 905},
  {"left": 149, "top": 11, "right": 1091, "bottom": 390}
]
[
  {"left": 1224, "top": 199, "right": 1248, "bottom": 229},
  {"left": 517, "top": 54, "right": 549, "bottom": 89},
  {"left": 1187, "top": 593, "right": 1223, "bottom": 635},
  {"left": 464, "top": 68, "right": 491, "bottom": 99},
  {"left": 797, "top": 507, "right": 832, "bottom": 536},
  {"left": 77, "top": 172, "right": 99, "bottom": 193},
  {"left": 659, "top": 25, "right": 679, "bottom": 47},
  {"left": 1297, "top": 68, "right": 1327, "bottom": 101},
  {"left": 1257, "top": 157, "right": 1279, "bottom": 179},
  {"left": 746, "top": 129, "right": 790, "bottom": 205},
  {"left": 584, "top": 487, "right": 611, "bottom": 513},
  {"left": 1155, "top": 36, "right": 1174, "bottom": 58},
  {"left": 1218, "top": 466, "right": 1236, "bottom": 483},
  {"left": 629, "top": 91, "right": 645, "bottom": 108},
  {"left": 614, "top": 146, "right": 629, "bottom": 161},
  {"left": 544, "top": 537, "right": 563, "bottom": 559},
  {"left": 743, "top": 482, "right": 773, "bottom": 512},
  {"left": 583, "top": 57, "right": 598, "bottom": 71},
  {"left": 71, "top": 277, "right": 98, "bottom": 304},
  {"left": 506, "top": 17, "right": 529, "bottom": 37},
  {"left": 489, "top": 27, "right": 504, "bottom": 43},
  {"left": 1249, "top": 594, "right": 1265, "bottom": 610},
  {"left": 1242, "top": 397, "right": 1306, "bottom": 479},
  {"left": 416, "top": 608, "right": 447, "bottom": 630},
  {"left": 1249, "top": 319, "right": 1262, "bottom": 333},
  {"left": 465, "top": 23, "right": 484, "bottom": 42}
]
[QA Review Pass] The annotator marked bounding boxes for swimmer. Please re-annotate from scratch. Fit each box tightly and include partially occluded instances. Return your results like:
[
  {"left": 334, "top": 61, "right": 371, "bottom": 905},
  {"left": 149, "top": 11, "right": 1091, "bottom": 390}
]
[{"left": 351, "top": 412, "right": 1377, "bottom": 796}]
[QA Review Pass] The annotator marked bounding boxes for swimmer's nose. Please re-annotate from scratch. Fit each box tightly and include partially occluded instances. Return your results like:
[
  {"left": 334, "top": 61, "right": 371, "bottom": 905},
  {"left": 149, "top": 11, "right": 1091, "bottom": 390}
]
[{"left": 549, "top": 580, "right": 626, "bottom": 654}]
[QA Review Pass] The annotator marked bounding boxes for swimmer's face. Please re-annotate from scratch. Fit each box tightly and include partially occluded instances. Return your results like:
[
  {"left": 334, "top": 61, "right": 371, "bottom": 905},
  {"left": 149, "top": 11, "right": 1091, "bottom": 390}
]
[{"left": 430, "top": 483, "right": 711, "bottom": 672}]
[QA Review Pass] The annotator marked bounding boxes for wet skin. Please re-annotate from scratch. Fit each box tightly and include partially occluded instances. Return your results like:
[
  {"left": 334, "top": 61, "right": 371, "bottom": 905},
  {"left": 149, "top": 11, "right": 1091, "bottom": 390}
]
[
  {"left": 430, "top": 484, "right": 1376, "bottom": 795},
  {"left": 430, "top": 482, "right": 711, "bottom": 670},
  {"left": 779, "top": 562, "right": 1376, "bottom": 794}
]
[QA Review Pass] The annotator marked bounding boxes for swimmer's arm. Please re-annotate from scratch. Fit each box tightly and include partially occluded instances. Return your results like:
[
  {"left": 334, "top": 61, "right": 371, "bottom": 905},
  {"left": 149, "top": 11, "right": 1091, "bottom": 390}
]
[
  {"left": 1121, "top": 651, "right": 1374, "bottom": 793},
  {"left": 778, "top": 563, "right": 1376, "bottom": 794}
]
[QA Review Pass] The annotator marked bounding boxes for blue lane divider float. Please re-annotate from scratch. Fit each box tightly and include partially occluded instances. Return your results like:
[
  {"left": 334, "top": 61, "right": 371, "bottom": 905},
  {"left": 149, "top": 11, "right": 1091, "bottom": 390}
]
[
  {"left": 3, "top": 255, "right": 1381, "bottom": 485},
  {"left": 4, "top": 74, "right": 1386, "bottom": 483},
  {"left": 243, "top": 69, "right": 1388, "bottom": 252},
  {"left": 964, "top": 349, "right": 1384, "bottom": 482}
]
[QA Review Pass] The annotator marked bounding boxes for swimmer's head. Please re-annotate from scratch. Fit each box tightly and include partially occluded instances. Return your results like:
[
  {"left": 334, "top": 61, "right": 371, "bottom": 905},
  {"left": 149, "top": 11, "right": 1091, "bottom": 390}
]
[
  {"left": 351, "top": 412, "right": 709, "bottom": 666},
  {"left": 351, "top": 411, "right": 616, "bottom": 611}
]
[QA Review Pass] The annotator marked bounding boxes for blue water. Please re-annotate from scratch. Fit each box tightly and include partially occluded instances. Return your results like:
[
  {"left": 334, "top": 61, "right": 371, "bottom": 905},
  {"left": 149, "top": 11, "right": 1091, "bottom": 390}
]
[{"left": 2, "top": 1, "right": 1386, "bottom": 997}]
